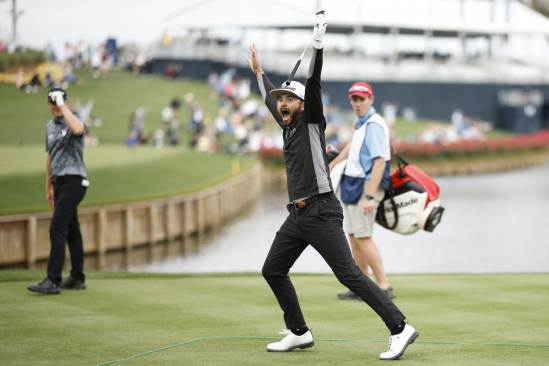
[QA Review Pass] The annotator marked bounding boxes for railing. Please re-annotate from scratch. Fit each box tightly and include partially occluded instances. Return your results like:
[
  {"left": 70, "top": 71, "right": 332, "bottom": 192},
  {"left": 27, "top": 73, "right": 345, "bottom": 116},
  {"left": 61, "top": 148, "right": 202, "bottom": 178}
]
[
  {"left": 149, "top": 40, "right": 549, "bottom": 84},
  {"left": 0, "top": 164, "right": 263, "bottom": 269}
]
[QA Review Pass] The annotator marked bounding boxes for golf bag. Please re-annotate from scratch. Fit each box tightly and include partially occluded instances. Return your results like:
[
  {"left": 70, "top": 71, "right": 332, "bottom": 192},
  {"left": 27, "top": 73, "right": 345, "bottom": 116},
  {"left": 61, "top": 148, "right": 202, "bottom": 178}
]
[
  {"left": 376, "top": 155, "right": 445, "bottom": 235},
  {"left": 325, "top": 145, "right": 444, "bottom": 235}
]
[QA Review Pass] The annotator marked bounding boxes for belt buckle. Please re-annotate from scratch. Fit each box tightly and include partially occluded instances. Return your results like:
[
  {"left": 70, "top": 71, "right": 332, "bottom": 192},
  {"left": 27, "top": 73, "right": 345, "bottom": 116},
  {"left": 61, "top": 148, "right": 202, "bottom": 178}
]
[{"left": 294, "top": 201, "right": 306, "bottom": 210}]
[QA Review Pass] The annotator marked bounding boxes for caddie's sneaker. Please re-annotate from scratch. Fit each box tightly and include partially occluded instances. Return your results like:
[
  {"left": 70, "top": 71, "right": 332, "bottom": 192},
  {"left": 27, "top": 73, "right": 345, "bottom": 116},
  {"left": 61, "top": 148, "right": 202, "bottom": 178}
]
[
  {"left": 379, "top": 323, "right": 419, "bottom": 360},
  {"left": 267, "top": 329, "right": 315, "bottom": 352},
  {"left": 337, "top": 290, "right": 359, "bottom": 300},
  {"left": 60, "top": 277, "right": 86, "bottom": 290},
  {"left": 27, "top": 278, "right": 61, "bottom": 294}
]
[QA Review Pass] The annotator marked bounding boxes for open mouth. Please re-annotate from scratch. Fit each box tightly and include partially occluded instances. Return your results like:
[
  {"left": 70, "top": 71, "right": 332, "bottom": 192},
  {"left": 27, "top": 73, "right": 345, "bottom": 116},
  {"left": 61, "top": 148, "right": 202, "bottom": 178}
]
[{"left": 281, "top": 110, "right": 290, "bottom": 121}]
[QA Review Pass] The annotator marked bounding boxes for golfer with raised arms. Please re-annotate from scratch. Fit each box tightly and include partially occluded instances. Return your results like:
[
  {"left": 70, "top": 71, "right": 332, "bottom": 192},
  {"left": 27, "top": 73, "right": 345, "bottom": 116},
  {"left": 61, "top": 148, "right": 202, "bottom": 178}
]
[{"left": 245, "top": 12, "right": 419, "bottom": 360}]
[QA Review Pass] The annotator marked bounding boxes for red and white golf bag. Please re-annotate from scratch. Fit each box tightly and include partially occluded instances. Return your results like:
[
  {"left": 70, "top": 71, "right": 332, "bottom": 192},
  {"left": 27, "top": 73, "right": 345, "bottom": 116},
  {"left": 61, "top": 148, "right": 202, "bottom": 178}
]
[{"left": 376, "top": 155, "right": 445, "bottom": 235}]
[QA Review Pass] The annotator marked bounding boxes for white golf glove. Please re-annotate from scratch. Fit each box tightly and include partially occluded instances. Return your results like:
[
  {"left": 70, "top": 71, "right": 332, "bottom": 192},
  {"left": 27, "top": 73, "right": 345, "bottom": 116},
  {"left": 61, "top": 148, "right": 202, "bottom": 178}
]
[
  {"left": 50, "top": 91, "right": 65, "bottom": 107},
  {"left": 313, "top": 12, "right": 327, "bottom": 49}
]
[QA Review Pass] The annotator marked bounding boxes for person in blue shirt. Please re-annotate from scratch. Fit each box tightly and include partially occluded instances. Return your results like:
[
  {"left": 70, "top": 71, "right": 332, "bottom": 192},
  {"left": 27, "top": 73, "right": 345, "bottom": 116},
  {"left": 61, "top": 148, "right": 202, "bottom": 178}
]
[{"left": 329, "top": 82, "right": 396, "bottom": 300}]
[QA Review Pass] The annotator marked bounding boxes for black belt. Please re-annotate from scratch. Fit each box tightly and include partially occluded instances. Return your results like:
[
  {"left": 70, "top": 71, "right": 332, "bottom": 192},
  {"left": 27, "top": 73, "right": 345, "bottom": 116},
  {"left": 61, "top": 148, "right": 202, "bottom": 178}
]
[
  {"left": 51, "top": 175, "right": 84, "bottom": 184},
  {"left": 292, "top": 192, "right": 335, "bottom": 210}
]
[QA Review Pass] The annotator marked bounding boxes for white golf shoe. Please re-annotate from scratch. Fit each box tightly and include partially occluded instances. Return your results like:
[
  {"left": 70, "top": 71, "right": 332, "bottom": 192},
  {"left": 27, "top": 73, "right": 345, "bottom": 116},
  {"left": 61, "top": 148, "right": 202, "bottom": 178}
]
[
  {"left": 379, "top": 323, "right": 419, "bottom": 360},
  {"left": 266, "top": 329, "right": 315, "bottom": 352}
]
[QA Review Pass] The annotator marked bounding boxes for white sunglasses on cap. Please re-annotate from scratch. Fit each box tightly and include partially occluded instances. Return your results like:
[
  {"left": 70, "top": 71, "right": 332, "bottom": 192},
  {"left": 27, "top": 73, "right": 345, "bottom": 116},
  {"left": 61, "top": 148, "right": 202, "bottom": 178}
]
[{"left": 349, "top": 86, "right": 372, "bottom": 94}]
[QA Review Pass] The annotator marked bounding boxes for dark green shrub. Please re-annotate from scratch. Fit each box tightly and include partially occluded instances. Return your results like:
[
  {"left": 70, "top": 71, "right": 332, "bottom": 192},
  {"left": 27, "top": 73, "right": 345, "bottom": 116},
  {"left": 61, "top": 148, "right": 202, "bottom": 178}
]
[
  {"left": 8, "top": 52, "right": 21, "bottom": 67},
  {"left": 0, "top": 53, "right": 8, "bottom": 72},
  {"left": 0, "top": 49, "right": 46, "bottom": 70}
]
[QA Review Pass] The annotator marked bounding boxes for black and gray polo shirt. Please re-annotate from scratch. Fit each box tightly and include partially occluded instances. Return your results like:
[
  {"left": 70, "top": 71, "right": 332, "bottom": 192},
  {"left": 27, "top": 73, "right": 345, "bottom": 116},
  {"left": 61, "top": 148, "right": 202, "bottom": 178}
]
[
  {"left": 45, "top": 117, "right": 87, "bottom": 178},
  {"left": 258, "top": 48, "right": 333, "bottom": 202}
]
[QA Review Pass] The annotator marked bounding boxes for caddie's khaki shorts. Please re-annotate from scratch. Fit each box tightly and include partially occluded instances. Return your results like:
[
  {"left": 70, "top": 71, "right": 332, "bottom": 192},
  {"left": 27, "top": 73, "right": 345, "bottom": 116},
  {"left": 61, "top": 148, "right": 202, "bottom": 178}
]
[{"left": 341, "top": 180, "right": 385, "bottom": 238}]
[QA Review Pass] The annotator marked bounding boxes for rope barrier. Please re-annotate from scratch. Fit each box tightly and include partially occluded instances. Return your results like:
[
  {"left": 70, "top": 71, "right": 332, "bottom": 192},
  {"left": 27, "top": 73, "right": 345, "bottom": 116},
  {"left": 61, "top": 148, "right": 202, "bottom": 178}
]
[{"left": 95, "top": 337, "right": 210, "bottom": 366}]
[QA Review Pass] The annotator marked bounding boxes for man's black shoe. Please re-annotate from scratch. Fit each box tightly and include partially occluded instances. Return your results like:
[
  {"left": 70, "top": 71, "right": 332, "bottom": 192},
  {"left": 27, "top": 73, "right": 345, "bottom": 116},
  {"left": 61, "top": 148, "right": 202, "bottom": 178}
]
[
  {"left": 337, "top": 290, "right": 360, "bottom": 300},
  {"left": 27, "top": 279, "right": 61, "bottom": 294},
  {"left": 61, "top": 277, "right": 86, "bottom": 290}
]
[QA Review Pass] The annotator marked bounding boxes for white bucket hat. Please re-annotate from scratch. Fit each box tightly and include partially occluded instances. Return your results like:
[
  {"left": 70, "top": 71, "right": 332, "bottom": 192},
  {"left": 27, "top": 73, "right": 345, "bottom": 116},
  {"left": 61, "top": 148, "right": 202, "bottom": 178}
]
[{"left": 269, "top": 81, "right": 305, "bottom": 101}]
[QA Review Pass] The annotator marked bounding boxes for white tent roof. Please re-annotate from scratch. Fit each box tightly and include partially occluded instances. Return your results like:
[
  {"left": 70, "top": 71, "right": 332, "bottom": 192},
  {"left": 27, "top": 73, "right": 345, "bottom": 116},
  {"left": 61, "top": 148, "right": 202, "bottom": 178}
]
[
  {"left": 164, "top": 0, "right": 549, "bottom": 36},
  {"left": 164, "top": 0, "right": 313, "bottom": 29},
  {"left": 326, "top": 0, "right": 549, "bottom": 35}
]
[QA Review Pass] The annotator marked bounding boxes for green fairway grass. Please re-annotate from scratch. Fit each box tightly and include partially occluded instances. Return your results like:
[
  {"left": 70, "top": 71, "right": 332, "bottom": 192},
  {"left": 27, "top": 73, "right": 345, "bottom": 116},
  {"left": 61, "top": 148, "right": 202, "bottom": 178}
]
[
  {"left": 0, "top": 144, "right": 187, "bottom": 177},
  {"left": 1, "top": 271, "right": 548, "bottom": 365},
  {"left": 0, "top": 144, "right": 252, "bottom": 215}
]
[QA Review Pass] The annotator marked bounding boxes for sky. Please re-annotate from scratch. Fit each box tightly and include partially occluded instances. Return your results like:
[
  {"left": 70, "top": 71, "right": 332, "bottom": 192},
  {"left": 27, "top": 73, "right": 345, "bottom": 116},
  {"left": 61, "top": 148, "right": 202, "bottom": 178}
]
[
  {"left": 1, "top": 0, "right": 548, "bottom": 63},
  {"left": 0, "top": 0, "right": 191, "bottom": 52}
]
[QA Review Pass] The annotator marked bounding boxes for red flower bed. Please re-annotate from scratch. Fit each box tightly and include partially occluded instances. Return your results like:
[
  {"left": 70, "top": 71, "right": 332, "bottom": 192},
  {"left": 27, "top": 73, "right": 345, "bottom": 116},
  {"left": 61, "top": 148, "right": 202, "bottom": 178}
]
[
  {"left": 259, "top": 131, "right": 549, "bottom": 164},
  {"left": 393, "top": 131, "right": 549, "bottom": 160}
]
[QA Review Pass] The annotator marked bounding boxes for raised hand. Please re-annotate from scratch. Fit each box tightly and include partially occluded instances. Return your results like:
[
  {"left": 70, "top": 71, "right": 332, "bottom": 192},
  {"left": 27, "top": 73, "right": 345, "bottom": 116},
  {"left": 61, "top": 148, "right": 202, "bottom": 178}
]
[
  {"left": 50, "top": 91, "right": 65, "bottom": 107},
  {"left": 314, "top": 12, "right": 327, "bottom": 48},
  {"left": 245, "top": 43, "right": 262, "bottom": 74}
]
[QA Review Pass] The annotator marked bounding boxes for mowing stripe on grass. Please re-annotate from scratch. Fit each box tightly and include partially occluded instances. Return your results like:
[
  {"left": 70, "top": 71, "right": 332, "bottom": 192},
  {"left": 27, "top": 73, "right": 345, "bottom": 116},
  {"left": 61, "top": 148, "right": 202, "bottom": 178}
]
[
  {"left": 310, "top": 338, "right": 385, "bottom": 343},
  {"left": 95, "top": 337, "right": 209, "bottom": 366},
  {"left": 317, "top": 339, "right": 470, "bottom": 345},
  {"left": 415, "top": 341, "right": 471, "bottom": 345},
  {"left": 216, "top": 336, "right": 470, "bottom": 345},
  {"left": 483, "top": 343, "right": 549, "bottom": 348},
  {"left": 216, "top": 336, "right": 283, "bottom": 340},
  {"left": 216, "top": 336, "right": 385, "bottom": 343}
]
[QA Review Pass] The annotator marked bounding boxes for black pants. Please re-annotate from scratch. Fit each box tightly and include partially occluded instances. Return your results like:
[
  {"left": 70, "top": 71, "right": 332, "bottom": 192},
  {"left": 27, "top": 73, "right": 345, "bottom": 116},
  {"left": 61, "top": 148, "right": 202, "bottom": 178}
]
[
  {"left": 262, "top": 194, "right": 405, "bottom": 331},
  {"left": 47, "top": 176, "right": 87, "bottom": 285}
]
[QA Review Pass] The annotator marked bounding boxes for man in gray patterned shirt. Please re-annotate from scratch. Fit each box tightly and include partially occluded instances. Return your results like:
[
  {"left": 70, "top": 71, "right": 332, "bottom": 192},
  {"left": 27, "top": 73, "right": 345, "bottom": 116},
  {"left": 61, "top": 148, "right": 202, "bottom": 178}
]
[{"left": 28, "top": 88, "right": 89, "bottom": 295}]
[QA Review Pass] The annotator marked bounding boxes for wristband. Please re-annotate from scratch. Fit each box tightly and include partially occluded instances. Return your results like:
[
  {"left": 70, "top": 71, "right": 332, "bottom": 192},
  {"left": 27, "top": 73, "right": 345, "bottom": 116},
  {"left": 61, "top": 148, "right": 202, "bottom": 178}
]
[
  {"left": 254, "top": 68, "right": 263, "bottom": 75},
  {"left": 365, "top": 194, "right": 374, "bottom": 200}
]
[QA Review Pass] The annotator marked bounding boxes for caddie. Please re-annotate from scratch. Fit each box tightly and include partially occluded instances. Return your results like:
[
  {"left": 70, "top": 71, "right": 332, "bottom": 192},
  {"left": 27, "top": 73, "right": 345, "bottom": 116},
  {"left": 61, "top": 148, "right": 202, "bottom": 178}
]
[{"left": 329, "top": 82, "right": 397, "bottom": 300}]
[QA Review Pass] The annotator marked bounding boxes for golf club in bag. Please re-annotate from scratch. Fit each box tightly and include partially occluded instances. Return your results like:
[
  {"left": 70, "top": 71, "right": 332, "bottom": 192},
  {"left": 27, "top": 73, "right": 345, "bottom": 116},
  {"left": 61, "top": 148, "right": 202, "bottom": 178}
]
[{"left": 285, "top": 10, "right": 326, "bottom": 86}]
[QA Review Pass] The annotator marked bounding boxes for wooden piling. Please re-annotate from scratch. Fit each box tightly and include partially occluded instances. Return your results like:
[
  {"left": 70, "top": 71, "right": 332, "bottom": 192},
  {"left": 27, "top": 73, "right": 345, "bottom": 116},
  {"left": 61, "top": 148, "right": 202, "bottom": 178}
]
[
  {"left": 165, "top": 202, "right": 175, "bottom": 241},
  {"left": 148, "top": 205, "right": 157, "bottom": 245},
  {"left": 197, "top": 196, "right": 205, "bottom": 236},
  {"left": 124, "top": 208, "right": 134, "bottom": 267},
  {"left": 97, "top": 209, "right": 107, "bottom": 270},
  {"left": 25, "top": 217, "right": 37, "bottom": 270}
]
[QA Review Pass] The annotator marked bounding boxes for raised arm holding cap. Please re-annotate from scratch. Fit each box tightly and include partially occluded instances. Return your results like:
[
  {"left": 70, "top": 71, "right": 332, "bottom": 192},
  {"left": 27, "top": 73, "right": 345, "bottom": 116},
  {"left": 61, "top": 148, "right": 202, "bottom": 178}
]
[
  {"left": 47, "top": 88, "right": 84, "bottom": 136},
  {"left": 28, "top": 88, "right": 89, "bottom": 295}
]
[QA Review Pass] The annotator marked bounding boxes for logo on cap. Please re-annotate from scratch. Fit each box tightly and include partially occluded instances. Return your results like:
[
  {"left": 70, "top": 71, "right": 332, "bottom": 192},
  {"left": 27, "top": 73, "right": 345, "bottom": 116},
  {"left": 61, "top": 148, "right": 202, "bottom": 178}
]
[{"left": 269, "top": 81, "right": 305, "bottom": 100}]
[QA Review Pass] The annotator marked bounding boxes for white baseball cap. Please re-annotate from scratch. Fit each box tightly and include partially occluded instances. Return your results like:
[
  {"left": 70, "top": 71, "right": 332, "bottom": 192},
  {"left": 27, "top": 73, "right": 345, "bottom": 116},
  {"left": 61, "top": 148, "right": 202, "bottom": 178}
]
[{"left": 269, "top": 81, "right": 305, "bottom": 101}]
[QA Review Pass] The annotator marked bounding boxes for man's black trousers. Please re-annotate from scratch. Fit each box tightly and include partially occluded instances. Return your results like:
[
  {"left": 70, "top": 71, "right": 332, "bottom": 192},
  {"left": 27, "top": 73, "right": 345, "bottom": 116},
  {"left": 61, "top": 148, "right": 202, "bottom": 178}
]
[
  {"left": 262, "top": 194, "right": 405, "bottom": 331},
  {"left": 48, "top": 175, "right": 87, "bottom": 285}
]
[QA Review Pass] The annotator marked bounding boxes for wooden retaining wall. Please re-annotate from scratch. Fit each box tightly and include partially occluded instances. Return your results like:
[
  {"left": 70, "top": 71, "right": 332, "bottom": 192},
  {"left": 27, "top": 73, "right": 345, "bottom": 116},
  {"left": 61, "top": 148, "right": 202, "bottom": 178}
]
[{"left": 0, "top": 164, "right": 263, "bottom": 269}]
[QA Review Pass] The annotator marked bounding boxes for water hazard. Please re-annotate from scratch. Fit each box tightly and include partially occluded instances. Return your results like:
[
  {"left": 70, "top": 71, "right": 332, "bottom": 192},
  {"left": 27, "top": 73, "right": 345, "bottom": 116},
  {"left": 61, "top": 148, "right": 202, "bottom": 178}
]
[{"left": 128, "top": 165, "right": 549, "bottom": 274}]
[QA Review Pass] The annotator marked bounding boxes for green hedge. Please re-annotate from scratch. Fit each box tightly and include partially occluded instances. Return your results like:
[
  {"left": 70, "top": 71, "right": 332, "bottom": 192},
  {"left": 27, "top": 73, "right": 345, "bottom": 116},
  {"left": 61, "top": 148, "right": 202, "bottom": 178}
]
[{"left": 0, "top": 49, "right": 46, "bottom": 72}]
